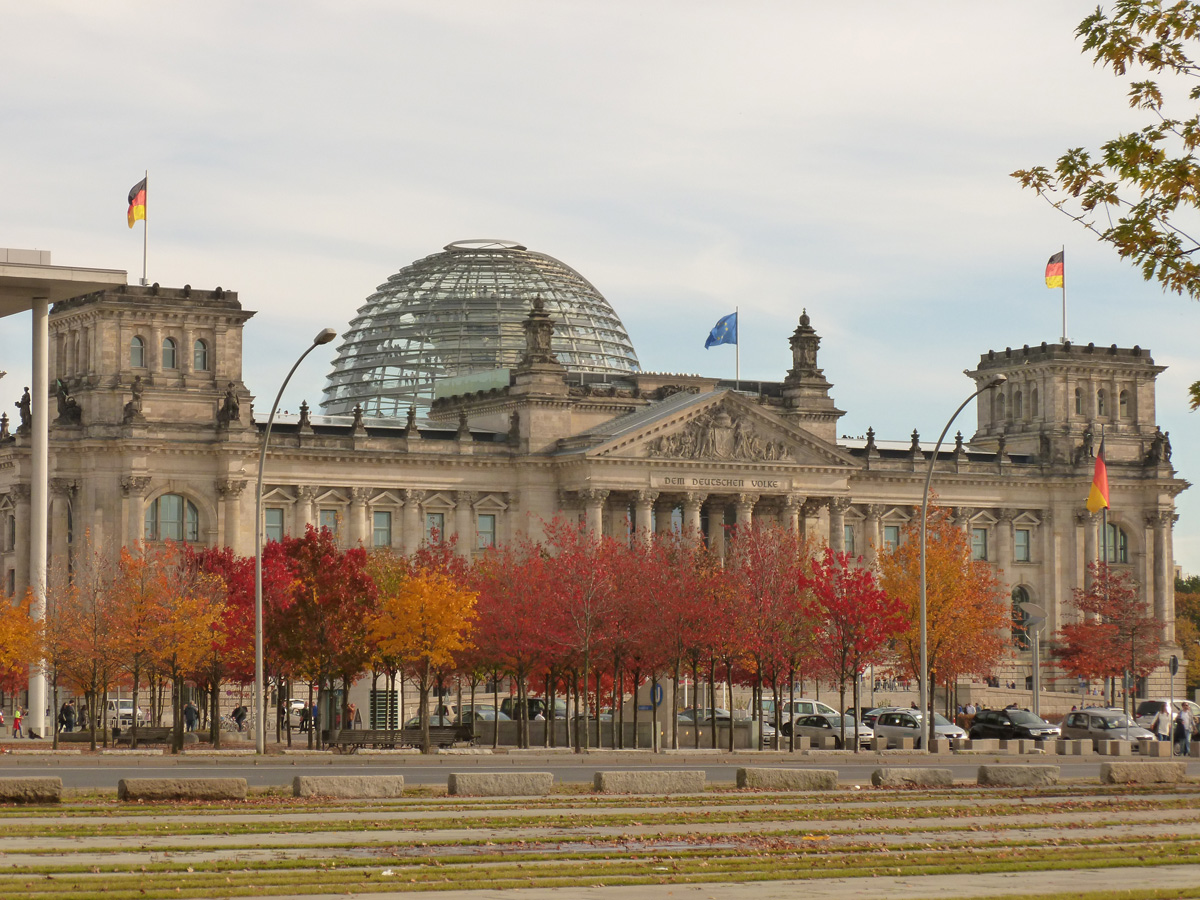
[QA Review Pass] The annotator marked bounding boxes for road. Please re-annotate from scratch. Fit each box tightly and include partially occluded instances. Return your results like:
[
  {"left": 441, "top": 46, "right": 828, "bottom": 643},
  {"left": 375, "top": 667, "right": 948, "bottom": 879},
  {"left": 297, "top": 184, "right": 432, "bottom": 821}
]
[{"left": 0, "top": 746, "right": 1178, "bottom": 788}]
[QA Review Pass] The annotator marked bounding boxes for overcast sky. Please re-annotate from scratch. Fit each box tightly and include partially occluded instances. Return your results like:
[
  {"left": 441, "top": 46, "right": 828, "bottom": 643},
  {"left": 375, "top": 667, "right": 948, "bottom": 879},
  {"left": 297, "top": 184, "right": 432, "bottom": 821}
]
[{"left": 5, "top": 1, "right": 1200, "bottom": 570}]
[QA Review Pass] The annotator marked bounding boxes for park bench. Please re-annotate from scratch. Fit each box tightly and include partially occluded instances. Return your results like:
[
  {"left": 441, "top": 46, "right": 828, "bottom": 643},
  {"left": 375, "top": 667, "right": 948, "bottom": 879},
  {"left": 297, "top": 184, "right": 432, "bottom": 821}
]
[
  {"left": 329, "top": 726, "right": 471, "bottom": 753},
  {"left": 114, "top": 726, "right": 174, "bottom": 745}
]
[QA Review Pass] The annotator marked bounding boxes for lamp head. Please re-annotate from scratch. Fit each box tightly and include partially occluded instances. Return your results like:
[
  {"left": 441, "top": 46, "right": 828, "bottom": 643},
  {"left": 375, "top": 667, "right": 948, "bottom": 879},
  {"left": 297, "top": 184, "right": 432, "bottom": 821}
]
[
  {"left": 313, "top": 328, "right": 337, "bottom": 346},
  {"left": 986, "top": 373, "right": 1007, "bottom": 389}
]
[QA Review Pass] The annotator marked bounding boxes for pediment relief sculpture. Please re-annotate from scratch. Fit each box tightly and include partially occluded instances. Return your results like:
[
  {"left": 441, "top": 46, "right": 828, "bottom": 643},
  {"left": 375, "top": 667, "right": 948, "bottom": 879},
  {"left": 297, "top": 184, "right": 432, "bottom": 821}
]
[{"left": 646, "top": 407, "right": 791, "bottom": 462}]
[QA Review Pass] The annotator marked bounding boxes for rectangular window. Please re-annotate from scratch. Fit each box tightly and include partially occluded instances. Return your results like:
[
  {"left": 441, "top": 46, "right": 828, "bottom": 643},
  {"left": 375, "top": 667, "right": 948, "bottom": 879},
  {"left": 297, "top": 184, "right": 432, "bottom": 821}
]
[
  {"left": 5, "top": 569, "right": 12, "bottom": 596},
  {"left": 264, "top": 507, "right": 284, "bottom": 543},
  {"left": 5, "top": 514, "right": 13, "bottom": 552},
  {"left": 319, "top": 508, "right": 339, "bottom": 537},
  {"left": 843, "top": 524, "right": 855, "bottom": 556},
  {"left": 425, "top": 512, "right": 445, "bottom": 543},
  {"left": 883, "top": 525, "right": 900, "bottom": 552},
  {"left": 373, "top": 510, "right": 392, "bottom": 548},
  {"left": 971, "top": 527, "right": 989, "bottom": 560},
  {"left": 477, "top": 513, "right": 496, "bottom": 549},
  {"left": 1015, "top": 528, "right": 1031, "bottom": 562}
]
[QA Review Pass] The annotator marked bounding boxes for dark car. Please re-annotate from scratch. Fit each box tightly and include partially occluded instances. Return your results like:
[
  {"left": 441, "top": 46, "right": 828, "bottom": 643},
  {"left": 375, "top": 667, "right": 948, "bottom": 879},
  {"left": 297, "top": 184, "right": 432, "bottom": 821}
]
[
  {"left": 499, "top": 697, "right": 568, "bottom": 720},
  {"left": 969, "top": 708, "right": 1060, "bottom": 742}
]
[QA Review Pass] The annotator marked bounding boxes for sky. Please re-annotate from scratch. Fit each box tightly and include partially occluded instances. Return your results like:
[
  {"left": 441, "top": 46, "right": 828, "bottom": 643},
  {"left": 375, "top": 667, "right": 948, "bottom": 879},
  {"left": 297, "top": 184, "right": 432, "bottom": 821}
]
[{"left": 4, "top": 1, "right": 1200, "bottom": 569}]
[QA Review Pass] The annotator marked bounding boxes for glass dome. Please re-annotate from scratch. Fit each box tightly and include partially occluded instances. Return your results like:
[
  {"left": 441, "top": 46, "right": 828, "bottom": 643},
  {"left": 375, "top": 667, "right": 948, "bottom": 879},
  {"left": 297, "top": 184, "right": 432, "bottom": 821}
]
[{"left": 320, "top": 240, "right": 641, "bottom": 416}]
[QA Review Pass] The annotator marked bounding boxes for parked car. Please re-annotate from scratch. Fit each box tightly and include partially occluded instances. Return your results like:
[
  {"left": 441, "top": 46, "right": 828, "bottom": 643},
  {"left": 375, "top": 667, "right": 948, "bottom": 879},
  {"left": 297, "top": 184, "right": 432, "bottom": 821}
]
[
  {"left": 785, "top": 713, "right": 874, "bottom": 749},
  {"left": 969, "top": 708, "right": 1060, "bottom": 742},
  {"left": 678, "top": 707, "right": 730, "bottom": 723},
  {"left": 869, "top": 708, "right": 966, "bottom": 748},
  {"left": 761, "top": 698, "right": 839, "bottom": 722},
  {"left": 455, "top": 706, "right": 511, "bottom": 726},
  {"left": 403, "top": 714, "right": 455, "bottom": 728},
  {"left": 499, "top": 697, "right": 568, "bottom": 720},
  {"left": 1061, "top": 709, "right": 1155, "bottom": 743},
  {"left": 105, "top": 698, "right": 146, "bottom": 729},
  {"left": 681, "top": 708, "right": 775, "bottom": 738}
]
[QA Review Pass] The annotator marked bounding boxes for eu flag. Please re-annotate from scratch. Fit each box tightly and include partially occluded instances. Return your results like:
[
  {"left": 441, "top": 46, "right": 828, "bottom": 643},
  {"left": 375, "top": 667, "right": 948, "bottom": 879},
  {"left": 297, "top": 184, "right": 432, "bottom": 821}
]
[{"left": 705, "top": 312, "right": 737, "bottom": 349}]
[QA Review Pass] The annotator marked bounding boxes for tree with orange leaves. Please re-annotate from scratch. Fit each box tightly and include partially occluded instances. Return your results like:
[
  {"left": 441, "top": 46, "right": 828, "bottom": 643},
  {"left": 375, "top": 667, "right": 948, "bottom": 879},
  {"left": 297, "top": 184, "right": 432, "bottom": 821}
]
[
  {"left": 879, "top": 505, "right": 1007, "bottom": 736},
  {"left": 0, "top": 591, "right": 40, "bottom": 698},
  {"left": 369, "top": 551, "right": 476, "bottom": 753},
  {"left": 111, "top": 545, "right": 166, "bottom": 748}
]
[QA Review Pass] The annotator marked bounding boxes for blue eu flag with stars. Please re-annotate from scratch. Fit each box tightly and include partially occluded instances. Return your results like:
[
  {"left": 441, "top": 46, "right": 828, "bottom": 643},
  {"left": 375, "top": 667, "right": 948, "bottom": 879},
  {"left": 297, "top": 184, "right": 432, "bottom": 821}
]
[{"left": 705, "top": 312, "right": 737, "bottom": 349}]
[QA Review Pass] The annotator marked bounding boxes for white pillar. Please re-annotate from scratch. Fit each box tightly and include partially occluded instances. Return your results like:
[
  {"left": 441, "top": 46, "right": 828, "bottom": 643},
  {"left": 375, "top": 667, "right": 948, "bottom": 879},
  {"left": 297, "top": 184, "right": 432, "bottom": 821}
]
[{"left": 28, "top": 297, "right": 49, "bottom": 738}]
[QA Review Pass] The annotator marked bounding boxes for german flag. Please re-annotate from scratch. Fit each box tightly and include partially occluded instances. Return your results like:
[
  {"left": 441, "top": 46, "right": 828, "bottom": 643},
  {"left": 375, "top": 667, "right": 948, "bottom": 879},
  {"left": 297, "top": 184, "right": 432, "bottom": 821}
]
[
  {"left": 127, "top": 177, "right": 147, "bottom": 228},
  {"left": 1045, "top": 250, "right": 1064, "bottom": 289},
  {"left": 1086, "top": 438, "right": 1110, "bottom": 514}
]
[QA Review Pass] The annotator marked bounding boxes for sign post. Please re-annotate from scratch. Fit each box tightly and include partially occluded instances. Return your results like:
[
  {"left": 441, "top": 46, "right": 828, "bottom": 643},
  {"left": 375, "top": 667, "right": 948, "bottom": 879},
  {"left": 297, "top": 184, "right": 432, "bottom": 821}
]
[{"left": 1020, "top": 602, "right": 1047, "bottom": 718}]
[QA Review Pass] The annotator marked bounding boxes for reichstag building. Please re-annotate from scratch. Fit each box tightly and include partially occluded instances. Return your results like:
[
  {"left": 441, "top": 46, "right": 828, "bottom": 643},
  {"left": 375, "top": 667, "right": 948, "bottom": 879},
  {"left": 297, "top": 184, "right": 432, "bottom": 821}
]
[{"left": 2, "top": 239, "right": 1186, "bottom": 692}]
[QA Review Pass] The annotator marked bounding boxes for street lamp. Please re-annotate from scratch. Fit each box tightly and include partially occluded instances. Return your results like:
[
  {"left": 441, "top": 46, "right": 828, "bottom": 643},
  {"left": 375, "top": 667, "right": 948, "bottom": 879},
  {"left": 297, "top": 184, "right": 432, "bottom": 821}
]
[
  {"left": 253, "top": 327, "right": 337, "bottom": 754},
  {"left": 918, "top": 373, "right": 1006, "bottom": 750}
]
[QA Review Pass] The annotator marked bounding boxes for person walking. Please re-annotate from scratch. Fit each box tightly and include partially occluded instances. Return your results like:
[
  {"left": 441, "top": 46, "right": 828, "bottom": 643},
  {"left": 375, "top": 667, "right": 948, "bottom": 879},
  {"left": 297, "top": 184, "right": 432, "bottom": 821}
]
[
  {"left": 183, "top": 701, "right": 198, "bottom": 733},
  {"left": 1151, "top": 705, "right": 1173, "bottom": 742},
  {"left": 13, "top": 707, "right": 23, "bottom": 738},
  {"left": 1178, "top": 705, "right": 1195, "bottom": 757}
]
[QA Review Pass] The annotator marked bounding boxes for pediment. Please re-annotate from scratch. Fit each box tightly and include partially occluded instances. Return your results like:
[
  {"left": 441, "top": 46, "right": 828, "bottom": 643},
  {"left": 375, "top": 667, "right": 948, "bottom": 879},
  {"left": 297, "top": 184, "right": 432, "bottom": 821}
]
[{"left": 590, "top": 392, "right": 856, "bottom": 468}]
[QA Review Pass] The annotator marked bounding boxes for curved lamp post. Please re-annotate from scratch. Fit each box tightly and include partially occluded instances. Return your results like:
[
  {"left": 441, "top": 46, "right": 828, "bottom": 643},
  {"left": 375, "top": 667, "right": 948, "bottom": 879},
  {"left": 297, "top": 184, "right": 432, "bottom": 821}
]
[
  {"left": 254, "top": 327, "right": 337, "bottom": 754},
  {"left": 918, "top": 373, "right": 1006, "bottom": 751}
]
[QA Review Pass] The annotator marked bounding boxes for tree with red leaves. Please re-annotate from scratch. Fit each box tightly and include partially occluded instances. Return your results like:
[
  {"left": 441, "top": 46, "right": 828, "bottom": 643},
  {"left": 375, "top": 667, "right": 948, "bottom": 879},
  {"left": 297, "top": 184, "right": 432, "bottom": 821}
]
[
  {"left": 1053, "top": 562, "right": 1164, "bottom": 708},
  {"left": 809, "top": 546, "right": 907, "bottom": 750}
]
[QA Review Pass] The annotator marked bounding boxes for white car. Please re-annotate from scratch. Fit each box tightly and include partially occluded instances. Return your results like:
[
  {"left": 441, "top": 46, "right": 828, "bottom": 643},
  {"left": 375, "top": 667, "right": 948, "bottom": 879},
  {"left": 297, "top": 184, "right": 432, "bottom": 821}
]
[
  {"left": 761, "top": 698, "right": 839, "bottom": 723},
  {"left": 786, "top": 713, "right": 874, "bottom": 749},
  {"left": 1134, "top": 699, "right": 1200, "bottom": 732},
  {"left": 870, "top": 708, "right": 966, "bottom": 748}
]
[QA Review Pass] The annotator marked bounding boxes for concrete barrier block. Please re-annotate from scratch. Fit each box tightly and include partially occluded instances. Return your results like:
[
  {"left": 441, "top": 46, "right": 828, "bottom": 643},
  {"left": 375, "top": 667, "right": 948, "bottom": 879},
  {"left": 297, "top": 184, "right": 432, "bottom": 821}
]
[
  {"left": 293, "top": 775, "right": 405, "bottom": 799},
  {"left": 928, "top": 739, "right": 953, "bottom": 754},
  {"left": 977, "top": 764, "right": 1060, "bottom": 787},
  {"left": 1139, "top": 740, "right": 1172, "bottom": 758},
  {"left": 1191, "top": 742, "right": 1200, "bottom": 759},
  {"left": 787, "top": 735, "right": 810, "bottom": 751},
  {"left": 1100, "top": 740, "right": 1132, "bottom": 757},
  {"left": 1101, "top": 761, "right": 1187, "bottom": 784},
  {"left": 737, "top": 767, "right": 837, "bottom": 791},
  {"left": 870, "top": 737, "right": 888, "bottom": 752},
  {"left": 998, "top": 740, "right": 1029, "bottom": 754},
  {"left": 815, "top": 735, "right": 837, "bottom": 750},
  {"left": 871, "top": 767, "right": 953, "bottom": 788},
  {"left": 0, "top": 777, "right": 62, "bottom": 803},
  {"left": 966, "top": 739, "right": 998, "bottom": 752},
  {"left": 1055, "top": 740, "right": 1086, "bottom": 756},
  {"left": 447, "top": 772, "right": 552, "bottom": 797},
  {"left": 117, "top": 778, "right": 247, "bottom": 801},
  {"left": 889, "top": 737, "right": 915, "bottom": 750},
  {"left": 594, "top": 770, "right": 705, "bottom": 794}
]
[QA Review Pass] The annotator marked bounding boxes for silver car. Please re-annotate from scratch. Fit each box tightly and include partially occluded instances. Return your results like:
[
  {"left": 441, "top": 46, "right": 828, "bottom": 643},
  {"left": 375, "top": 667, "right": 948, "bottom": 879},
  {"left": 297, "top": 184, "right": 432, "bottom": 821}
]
[
  {"left": 1061, "top": 709, "right": 1155, "bottom": 743},
  {"left": 870, "top": 708, "right": 966, "bottom": 748},
  {"left": 786, "top": 713, "right": 874, "bottom": 749}
]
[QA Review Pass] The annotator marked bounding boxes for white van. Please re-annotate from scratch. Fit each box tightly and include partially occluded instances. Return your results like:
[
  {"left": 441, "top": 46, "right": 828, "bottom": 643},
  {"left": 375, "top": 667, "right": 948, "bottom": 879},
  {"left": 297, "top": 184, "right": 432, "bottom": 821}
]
[
  {"left": 106, "top": 698, "right": 146, "bottom": 729},
  {"left": 760, "top": 697, "right": 838, "bottom": 722}
]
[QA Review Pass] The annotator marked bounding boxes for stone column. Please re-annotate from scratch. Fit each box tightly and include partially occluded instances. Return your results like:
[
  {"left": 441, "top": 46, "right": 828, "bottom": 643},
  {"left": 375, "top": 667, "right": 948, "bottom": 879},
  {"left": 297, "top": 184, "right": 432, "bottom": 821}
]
[
  {"left": 1083, "top": 510, "right": 1100, "bottom": 591},
  {"left": 633, "top": 490, "right": 657, "bottom": 545},
  {"left": 800, "top": 499, "right": 822, "bottom": 542},
  {"left": 348, "top": 487, "right": 371, "bottom": 547},
  {"left": 783, "top": 494, "right": 805, "bottom": 536},
  {"left": 707, "top": 497, "right": 727, "bottom": 559},
  {"left": 682, "top": 492, "right": 706, "bottom": 546},
  {"left": 654, "top": 496, "right": 675, "bottom": 536},
  {"left": 580, "top": 489, "right": 608, "bottom": 538},
  {"left": 217, "top": 479, "right": 247, "bottom": 551},
  {"left": 295, "top": 486, "right": 318, "bottom": 535},
  {"left": 455, "top": 491, "right": 478, "bottom": 553},
  {"left": 995, "top": 509, "right": 1015, "bottom": 579},
  {"left": 401, "top": 489, "right": 424, "bottom": 554},
  {"left": 48, "top": 479, "right": 75, "bottom": 588},
  {"left": 952, "top": 507, "right": 973, "bottom": 534},
  {"left": 1150, "top": 510, "right": 1172, "bottom": 640},
  {"left": 828, "top": 498, "right": 850, "bottom": 553},
  {"left": 864, "top": 504, "right": 883, "bottom": 564},
  {"left": 734, "top": 493, "right": 758, "bottom": 528},
  {"left": 12, "top": 484, "right": 30, "bottom": 597},
  {"left": 120, "top": 475, "right": 151, "bottom": 547}
]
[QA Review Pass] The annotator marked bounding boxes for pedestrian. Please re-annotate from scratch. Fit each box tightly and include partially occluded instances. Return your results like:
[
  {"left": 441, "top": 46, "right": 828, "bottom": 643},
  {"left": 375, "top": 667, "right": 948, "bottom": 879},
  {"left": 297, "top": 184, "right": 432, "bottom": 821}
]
[
  {"left": 65, "top": 700, "right": 76, "bottom": 733},
  {"left": 183, "top": 701, "right": 198, "bottom": 733},
  {"left": 232, "top": 704, "right": 248, "bottom": 732},
  {"left": 1151, "top": 705, "right": 1173, "bottom": 742},
  {"left": 347, "top": 702, "right": 358, "bottom": 730},
  {"left": 58, "top": 702, "right": 69, "bottom": 733},
  {"left": 13, "top": 707, "right": 23, "bottom": 738},
  {"left": 1178, "top": 705, "right": 1194, "bottom": 757}
]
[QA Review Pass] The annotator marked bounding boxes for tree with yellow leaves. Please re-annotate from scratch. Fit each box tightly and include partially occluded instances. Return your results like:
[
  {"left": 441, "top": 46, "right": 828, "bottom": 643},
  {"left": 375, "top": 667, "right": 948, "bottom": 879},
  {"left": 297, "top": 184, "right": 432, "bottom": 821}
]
[
  {"left": 369, "top": 551, "right": 476, "bottom": 753},
  {"left": 879, "top": 505, "right": 1007, "bottom": 739},
  {"left": 0, "top": 590, "right": 40, "bottom": 700}
]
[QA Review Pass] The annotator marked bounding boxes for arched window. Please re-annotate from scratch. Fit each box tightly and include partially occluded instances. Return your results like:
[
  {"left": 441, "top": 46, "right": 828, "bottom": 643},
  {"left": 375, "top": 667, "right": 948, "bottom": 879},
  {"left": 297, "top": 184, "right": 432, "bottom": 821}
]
[
  {"left": 1014, "top": 390, "right": 1024, "bottom": 419},
  {"left": 162, "top": 337, "right": 178, "bottom": 369},
  {"left": 130, "top": 336, "right": 145, "bottom": 368},
  {"left": 1097, "top": 389, "right": 1107, "bottom": 417},
  {"left": 1012, "top": 585, "right": 1031, "bottom": 650},
  {"left": 1104, "top": 523, "right": 1129, "bottom": 564},
  {"left": 995, "top": 393, "right": 1006, "bottom": 422},
  {"left": 1031, "top": 387, "right": 1039, "bottom": 418},
  {"left": 144, "top": 493, "right": 199, "bottom": 542},
  {"left": 1074, "top": 387, "right": 1083, "bottom": 416},
  {"left": 193, "top": 339, "right": 209, "bottom": 371},
  {"left": 1119, "top": 389, "right": 1130, "bottom": 418}
]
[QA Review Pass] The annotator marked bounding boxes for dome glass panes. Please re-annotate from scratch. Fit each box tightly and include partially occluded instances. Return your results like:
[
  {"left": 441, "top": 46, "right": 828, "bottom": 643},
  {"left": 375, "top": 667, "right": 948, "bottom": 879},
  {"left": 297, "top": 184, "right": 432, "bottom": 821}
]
[{"left": 320, "top": 241, "right": 640, "bottom": 416}]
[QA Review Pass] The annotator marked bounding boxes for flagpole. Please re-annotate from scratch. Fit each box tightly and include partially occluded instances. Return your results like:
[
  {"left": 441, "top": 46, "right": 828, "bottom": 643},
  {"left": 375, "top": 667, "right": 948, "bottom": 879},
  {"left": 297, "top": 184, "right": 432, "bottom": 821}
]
[
  {"left": 1059, "top": 245, "right": 1066, "bottom": 343},
  {"left": 141, "top": 170, "right": 149, "bottom": 286},
  {"left": 735, "top": 305, "right": 740, "bottom": 392}
]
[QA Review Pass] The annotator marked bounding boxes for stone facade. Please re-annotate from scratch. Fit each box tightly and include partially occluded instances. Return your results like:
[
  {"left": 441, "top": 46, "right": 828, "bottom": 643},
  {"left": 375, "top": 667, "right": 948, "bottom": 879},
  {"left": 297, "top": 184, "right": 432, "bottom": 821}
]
[{"left": 0, "top": 287, "right": 1187, "bottom": 693}]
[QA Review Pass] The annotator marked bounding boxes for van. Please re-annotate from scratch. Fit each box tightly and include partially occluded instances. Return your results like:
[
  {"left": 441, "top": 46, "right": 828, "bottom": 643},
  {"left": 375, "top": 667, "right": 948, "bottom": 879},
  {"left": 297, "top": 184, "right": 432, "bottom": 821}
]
[{"left": 106, "top": 698, "right": 146, "bottom": 729}]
